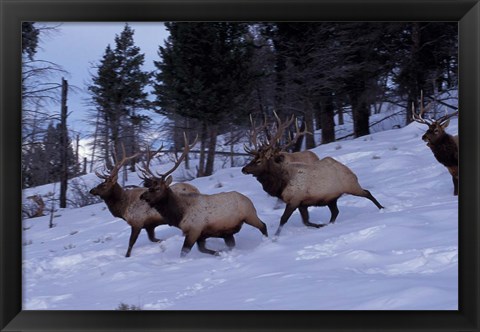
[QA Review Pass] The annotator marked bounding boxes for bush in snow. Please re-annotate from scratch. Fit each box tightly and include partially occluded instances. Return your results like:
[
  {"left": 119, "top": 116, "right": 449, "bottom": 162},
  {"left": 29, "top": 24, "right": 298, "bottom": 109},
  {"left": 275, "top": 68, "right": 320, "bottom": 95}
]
[{"left": 69, "top": 178, "right": 102, "bottom": 208}]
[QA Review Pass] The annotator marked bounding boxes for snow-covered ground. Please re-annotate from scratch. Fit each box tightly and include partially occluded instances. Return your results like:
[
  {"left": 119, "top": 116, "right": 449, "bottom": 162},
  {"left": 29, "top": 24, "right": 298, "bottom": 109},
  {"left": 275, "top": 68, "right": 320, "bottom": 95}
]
[{"left": 22, "top": 119, "right": 458, "bottom": 310}]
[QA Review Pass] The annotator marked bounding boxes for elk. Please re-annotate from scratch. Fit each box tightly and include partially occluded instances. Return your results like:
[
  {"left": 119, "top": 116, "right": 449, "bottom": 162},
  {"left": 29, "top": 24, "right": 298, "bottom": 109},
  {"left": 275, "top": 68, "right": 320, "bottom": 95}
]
[
  {"left": 139, "top": 135, "right": 268, "bottom": 257},
  {"left": 244, "top": 112, "right": 319, "bottom": 165},
  {"left": 89, "top": 146, "right": 199, "bottom": 257},
  {"left": 242, "top": 114, "right": 384, "bottom": 237},
  {"left": 412, "top": 93, "right": 459, "bottom": 195}
]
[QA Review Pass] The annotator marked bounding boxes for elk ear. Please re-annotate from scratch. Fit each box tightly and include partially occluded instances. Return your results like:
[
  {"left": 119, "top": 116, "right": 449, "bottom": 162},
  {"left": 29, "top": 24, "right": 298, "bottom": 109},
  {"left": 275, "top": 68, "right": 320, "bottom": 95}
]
[
  {"left": 274, "top": 154, "right": 285, "bottom": 163},
  {"left": 165, "top": 175, "right": 173, "bottom": 186},
  {"left": 441, "top": 119, "right": 450, "bottom": 129}
]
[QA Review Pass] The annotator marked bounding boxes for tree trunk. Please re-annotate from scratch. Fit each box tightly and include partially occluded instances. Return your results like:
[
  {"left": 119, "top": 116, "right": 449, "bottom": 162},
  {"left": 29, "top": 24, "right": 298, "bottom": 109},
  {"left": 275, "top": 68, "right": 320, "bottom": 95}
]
[
  {"left": 104, "top": 112, "right": 112, "bottom": 170},
  {"left": 230, "top": 128, "right": 235, "bottom": 167},
  {"left": 205, "top": 124, "right": 218, "bottom": 176},
  {"left": 75, "top": 134, "right": 80, "bottom": 176},
  {"left": 320, "top": 95, "right": 335, "bottom": 144},
  {"left": 304, "top": 104, "right": 316, "bottom": 149},
  {"left": 59, "top": 78, "right": 68, "bottom": 209},
  {"left": 350, "top": 83, "right": 370, "bottom": 138},
  {"left": 337, "top": 105, "right": 344, "bottom": 126},
  {"left": 314, "top": 102, "right": 322, "bottom": 130},
  {"left": 196, "top": 122, "right": 207, "bottom": 177}
]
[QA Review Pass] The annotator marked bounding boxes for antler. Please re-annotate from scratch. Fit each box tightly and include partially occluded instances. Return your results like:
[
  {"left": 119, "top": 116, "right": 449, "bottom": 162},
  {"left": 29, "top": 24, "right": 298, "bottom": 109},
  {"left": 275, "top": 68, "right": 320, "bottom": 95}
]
[
  {"left": 94, "top": 167, "right": 111, "bottom": 180},
  {"left": 437, "top": 110, "right": 459, "bottom": 126},
  {"left": 94, "top": 143, "right": 141, "bottom": 181},
  {"left": 138, "top": 143, "right": 164, "bottom": 181},
  {"left": 281, "top": 118, "right": 311, "bottom": 152},
  {"left": 244, "top": 114, "right": 268, "bottom": 155},
  {"left": 160, "top": 133, "right": 198, "bottom": 180},
  {"left": 412, "top": 91, "right": 458, "bottom": 126},
  {"left": 412, "top": 91, "right": 434, "bottom": 125},
  {"left": 266, "top": 111, "right": 296, "bottom": 148}
]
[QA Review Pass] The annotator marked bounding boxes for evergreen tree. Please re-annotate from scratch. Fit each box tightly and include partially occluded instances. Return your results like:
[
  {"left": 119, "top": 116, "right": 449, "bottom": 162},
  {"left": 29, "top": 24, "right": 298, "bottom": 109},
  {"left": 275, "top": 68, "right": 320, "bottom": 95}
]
[
  {"left": 22, "top": 22, "right": 39, "bottom": 60},
  {"left": 88, "top": 24, "right": 151, "bottom": 171},
  {"left": 154, "top": 22, "right": 256, "bottom": 176},
  {"left": 22, "top": 123, "right": 78, "bottom": 188},
  {"left": 390, "top": 22, "right": 458, "bottom": 124},
  {"left": 43, "top": 123, "right": 77, "bottom": 183}
]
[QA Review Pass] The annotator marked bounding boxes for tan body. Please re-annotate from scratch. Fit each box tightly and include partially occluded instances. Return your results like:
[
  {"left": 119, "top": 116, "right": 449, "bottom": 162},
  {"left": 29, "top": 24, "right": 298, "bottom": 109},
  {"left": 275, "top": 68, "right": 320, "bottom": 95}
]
[
  {"left": 281, "top": 158, "right": 368, "bottom": 206},
  {"left": 280, "top": 150, "right": 319, "bottom": 164},
  {"left": 242, "top": 154, "right": 384, "bottom": 236},
  {"left": 141, "top": 178, "right": 268, "bottom": 257},
  {"left": 176, "top": 191, "right": 266, "bottom": 239},
  {"left": 90, "top": 180, "right": 199, "bottom": 257},
  {"left": 121, "top": 183, "right": 199, "bottom": 228}
]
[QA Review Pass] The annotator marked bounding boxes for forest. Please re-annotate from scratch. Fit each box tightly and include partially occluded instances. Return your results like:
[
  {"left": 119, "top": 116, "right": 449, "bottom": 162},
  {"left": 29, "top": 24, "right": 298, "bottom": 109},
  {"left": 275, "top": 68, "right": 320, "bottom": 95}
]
[
  {"left": 21, "top": 22, "right": 458, "bottom": 206},
  {"left": 20, "top": 21, "right": 459, "bottom": 310}
]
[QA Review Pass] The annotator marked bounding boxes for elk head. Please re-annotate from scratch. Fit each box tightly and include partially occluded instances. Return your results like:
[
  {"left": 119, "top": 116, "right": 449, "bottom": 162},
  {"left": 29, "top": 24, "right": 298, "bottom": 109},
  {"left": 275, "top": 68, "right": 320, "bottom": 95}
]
[
  {"left": 139, "top": 134, "right": 197, "bottom": 205},
  {"left": 242, "top": 111, "right": 308, "bottom": 175},
  {"left": 412, "top": 92, "right": 459, "bottom": 147},
  {"left": 90, "top": 145, "right": 140, "bottom": 198}
]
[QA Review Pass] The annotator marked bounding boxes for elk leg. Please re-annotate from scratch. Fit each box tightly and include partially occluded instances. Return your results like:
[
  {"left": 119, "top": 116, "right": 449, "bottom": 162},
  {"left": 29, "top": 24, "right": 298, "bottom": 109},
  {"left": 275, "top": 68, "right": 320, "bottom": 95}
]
[
  {"left": 275, "top": 204, "right": 297, "bottom": 236},
  {"left": 245, "top": 216, "right": 268, "bottom": 237},
  {"left": 362, "top": 189, "right": 384, "bottom": 209},
  {"left": 452, "top": 176, "right": 458, "bottom": 196},
  {"left": 197, "top": 238, "right": 220, "bottom": 256},
  {"left": 224, "top": 235, "right": 236, "bottom": 249},
  {"left": 180, "top": 236, "right": 196, "bottom": 257},
  {"left": 299, "top": 206, "right": 324, "bottom": 228},
  {"left": 125, "top": 227, "right": 141, "bottom": 257},
  {"left": 327, "top": 199, "right": 339, "bottom": 223},
  {"left": 145, "top": 226, "right": 161, "bottom": 243}
]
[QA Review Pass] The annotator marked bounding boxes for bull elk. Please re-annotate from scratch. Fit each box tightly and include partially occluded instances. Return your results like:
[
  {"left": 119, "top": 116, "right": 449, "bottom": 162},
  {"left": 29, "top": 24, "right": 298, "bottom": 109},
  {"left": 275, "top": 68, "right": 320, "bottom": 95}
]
[
  {"left": 139, "top": 134, "right": 268, "bottom": 257},
  {"left": 89, "top": 145, "right": 199, "bottom": 257},
  {"left": 412, "top": 92, "right": 459, "bottom": 195},
  {"left": 242, "top": 113, "right": 384, "bottom": 236},
  {"left": 244, "top": 112, "right": 319, "bottom": 165}
]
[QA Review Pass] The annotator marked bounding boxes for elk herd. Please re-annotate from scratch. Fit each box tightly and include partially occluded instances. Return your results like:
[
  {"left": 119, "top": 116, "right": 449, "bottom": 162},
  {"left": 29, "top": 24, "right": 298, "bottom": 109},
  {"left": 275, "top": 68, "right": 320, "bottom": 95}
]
[{"left": 89, "top": 97, "right": 459, "bottom": 258}]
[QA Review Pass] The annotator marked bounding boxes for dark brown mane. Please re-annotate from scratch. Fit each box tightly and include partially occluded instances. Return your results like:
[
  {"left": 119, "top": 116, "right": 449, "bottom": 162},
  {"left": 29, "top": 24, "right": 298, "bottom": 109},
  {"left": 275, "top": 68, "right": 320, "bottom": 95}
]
[
  {"left": 148, "top": 188, "right": 185, "bottom": 228},
  {"left": 254, "top": 164, "right": 289, "bottom": 198},
  {"left": 429, "top": 134, "right": 458, "bottom": 168}
]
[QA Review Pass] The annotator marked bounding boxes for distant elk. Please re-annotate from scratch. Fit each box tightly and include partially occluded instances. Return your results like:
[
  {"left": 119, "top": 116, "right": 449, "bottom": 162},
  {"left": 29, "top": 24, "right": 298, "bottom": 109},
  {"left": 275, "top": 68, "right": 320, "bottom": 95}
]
[
  {"left": 242, "top": 113, "right": 384, "bottom": 236},
  {"left": 89, "top": 146, "right": 199, "bottom": 257},
  {"left": 412, "top": 94, "right": 459, "bottom": 195},
  {"left": 139, "top": 135, "right": 268, "bottom": 257}
]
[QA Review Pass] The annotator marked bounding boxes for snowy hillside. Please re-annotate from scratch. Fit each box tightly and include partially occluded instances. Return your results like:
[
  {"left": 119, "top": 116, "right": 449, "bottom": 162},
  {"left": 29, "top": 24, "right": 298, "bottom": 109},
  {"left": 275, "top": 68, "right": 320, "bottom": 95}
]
[{"left": 22, "top": 120, "right": 458, "bottom": 310}]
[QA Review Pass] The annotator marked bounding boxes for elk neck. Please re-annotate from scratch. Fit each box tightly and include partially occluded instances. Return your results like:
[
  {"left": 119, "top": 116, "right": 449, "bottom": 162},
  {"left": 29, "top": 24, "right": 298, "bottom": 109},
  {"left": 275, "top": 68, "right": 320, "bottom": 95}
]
[
  {"left": 103, "top": 183, "right": 127, "bottom": 219},
  {"left": 254, "top": 162, "right": 289, "bottom": 199},
  {"left": 430, "top": 134, "right": 458, "bottom": 168},
  {"left": 151, "top": 188, "right": 184, "bottom": 228}
]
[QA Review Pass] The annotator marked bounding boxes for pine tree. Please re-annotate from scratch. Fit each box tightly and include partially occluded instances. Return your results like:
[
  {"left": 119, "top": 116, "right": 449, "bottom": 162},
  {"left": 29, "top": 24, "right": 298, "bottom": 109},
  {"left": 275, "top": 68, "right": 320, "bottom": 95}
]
[
  {"left": 154, "top": 22, "right": 255, "bottom": 176},
  {"left": 22, "top": 22, "right": 39, "bottom": 60},
  {"left": 88, "top": 24, "right": 151, "bottom": 172},
  {"left": 43, "top": 123, "right": 77, "bottom": 183},
  {"left": 391, "top": 22, "right": 458, "bottom": 124}
]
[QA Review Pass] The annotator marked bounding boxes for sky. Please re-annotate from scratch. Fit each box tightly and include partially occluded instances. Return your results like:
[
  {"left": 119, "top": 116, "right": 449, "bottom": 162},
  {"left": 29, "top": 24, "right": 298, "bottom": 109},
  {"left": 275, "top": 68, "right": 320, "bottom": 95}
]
[{"left": 34, "top": 22, "right": 169, "bottom": 143}]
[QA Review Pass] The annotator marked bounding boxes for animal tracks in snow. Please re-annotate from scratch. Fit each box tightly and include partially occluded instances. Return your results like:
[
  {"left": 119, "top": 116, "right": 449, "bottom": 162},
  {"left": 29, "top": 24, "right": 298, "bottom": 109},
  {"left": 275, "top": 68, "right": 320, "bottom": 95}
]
[
  {"left": 296, "top": 225, "right": 386, "bottom": 260},
  {"left": 359, "top": 246, "right": 457, "bottom": 276}
]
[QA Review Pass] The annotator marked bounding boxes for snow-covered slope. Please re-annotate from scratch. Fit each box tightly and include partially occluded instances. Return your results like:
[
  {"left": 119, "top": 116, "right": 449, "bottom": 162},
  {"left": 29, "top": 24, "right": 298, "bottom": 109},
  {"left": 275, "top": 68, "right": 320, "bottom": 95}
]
[{"left": 22, "top": 120, "right": 458, "bottom": 310}]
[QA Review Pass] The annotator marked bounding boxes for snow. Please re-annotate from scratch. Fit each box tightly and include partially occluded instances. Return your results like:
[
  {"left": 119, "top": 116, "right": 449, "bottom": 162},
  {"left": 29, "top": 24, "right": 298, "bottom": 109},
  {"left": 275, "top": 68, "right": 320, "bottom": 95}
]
[{"left": 22, "top": 119, "right": 458, "bottom": 310}]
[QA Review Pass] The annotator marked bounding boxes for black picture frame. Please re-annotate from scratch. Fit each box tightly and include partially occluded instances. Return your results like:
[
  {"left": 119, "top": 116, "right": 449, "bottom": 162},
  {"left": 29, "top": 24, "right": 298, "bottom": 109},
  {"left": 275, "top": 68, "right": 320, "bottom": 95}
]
[{"left": 1, "top": 0, "right": 478, "bottom": 331}]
